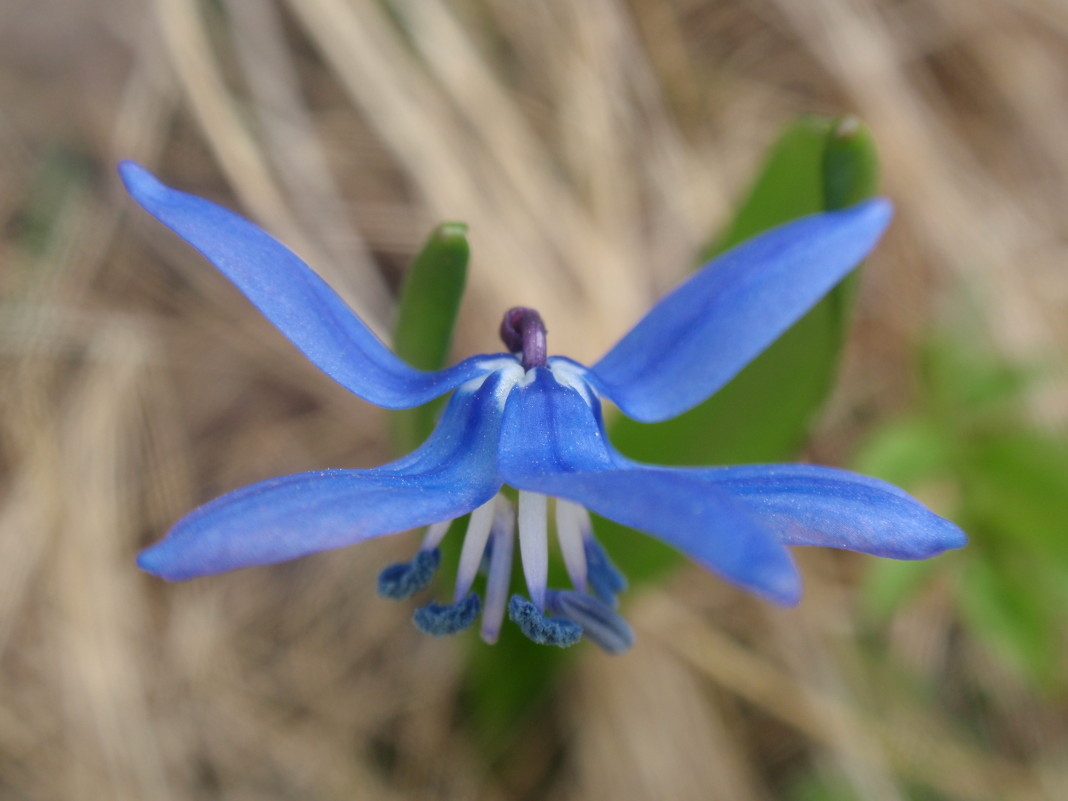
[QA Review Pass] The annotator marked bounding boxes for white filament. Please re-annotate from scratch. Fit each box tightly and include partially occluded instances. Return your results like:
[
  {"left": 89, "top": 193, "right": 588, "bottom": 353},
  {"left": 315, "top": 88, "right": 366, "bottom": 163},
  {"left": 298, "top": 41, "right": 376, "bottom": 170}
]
[
  {"left": 453, "top": 499, "right": 496, "bottom": 601},
  {"left": 518, "top": 491, "right": 549, "bottom": 610},
  {"left": 555, "top": 498, "right": 588, "bottom": 593},
  {"left": 421, "top": 519, "right": 452, "bottom": 551},
  {"left": 480, "top": 496, "right": 516, "bottom": 644}
]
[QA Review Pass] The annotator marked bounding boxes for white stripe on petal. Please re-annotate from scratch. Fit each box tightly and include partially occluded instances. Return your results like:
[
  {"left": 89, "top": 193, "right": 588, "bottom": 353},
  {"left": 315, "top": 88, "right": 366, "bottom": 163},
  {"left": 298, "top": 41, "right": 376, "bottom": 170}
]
[
  {"left": 518, "top": 491, "right": 549, "bottom": 610},
  {"left": 453, "top": 499, "right": 496, "bottom": 601},
  {"left": 481, "top": 496, "right": 516, "bottom": 644},
  {"left": 555, "top": 498, "right": 588, "bottom": 593}
]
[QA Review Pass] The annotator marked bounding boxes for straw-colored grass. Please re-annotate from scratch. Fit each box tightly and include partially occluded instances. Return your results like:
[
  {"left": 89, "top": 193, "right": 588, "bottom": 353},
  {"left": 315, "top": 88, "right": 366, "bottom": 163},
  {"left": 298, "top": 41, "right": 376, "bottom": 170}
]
[{"left": 2, "top": 0, "right": 1066, "bottom": 798}]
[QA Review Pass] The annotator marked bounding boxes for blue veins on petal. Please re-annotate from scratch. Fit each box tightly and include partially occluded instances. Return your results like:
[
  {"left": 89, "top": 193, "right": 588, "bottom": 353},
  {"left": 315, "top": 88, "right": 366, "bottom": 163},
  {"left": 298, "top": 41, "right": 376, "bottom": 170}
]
[
  {"left": 137, "top": 370, "right": 515, "bottom": 581},
  {"left": 118, "top": 161, "right": 498, "bottom": 409},
  {"left": 125, "top": 163, "right": 966, "bottom": 654},
  {"left": 588, "top": 199, "right": 893, "bottom": 423},
  {"left": 687, "top": 463, "right": 969, "bottom": 559},
  {"left": 498, "top": 367, "right": 803, "bottom": 605}
]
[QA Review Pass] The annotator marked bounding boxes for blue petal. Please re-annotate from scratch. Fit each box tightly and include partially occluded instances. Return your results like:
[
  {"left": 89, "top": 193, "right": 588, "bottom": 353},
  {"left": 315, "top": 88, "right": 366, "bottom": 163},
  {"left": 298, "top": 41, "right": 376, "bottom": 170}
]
[
  {"left": 690, "top": 463, "right": 968, "bottom": 558},
  {"left": 120, "top": 162, "right": 499, "bottom": 408},
  {"left": 138, "top": 372, "right": 512, "bottom": 580},
  {"left": 588, "top": 200, "right": 893, "bottom": 422},
  {"left": 498, "top": 369, "right": 801, "bottom": 604}
]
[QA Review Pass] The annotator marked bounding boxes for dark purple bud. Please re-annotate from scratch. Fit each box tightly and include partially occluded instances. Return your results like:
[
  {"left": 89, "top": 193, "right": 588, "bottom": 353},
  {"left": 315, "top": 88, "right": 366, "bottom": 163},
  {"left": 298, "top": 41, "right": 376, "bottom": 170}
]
[{"left": 499, "top": 306, "right": 547, "bottom": 370}]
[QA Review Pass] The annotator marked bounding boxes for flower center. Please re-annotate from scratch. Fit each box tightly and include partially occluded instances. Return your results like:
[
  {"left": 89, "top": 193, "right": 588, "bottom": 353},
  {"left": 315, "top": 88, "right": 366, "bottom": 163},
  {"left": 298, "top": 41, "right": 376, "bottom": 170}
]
[{"left": 499, "top": 307, "right": 547, "bottom": 371}]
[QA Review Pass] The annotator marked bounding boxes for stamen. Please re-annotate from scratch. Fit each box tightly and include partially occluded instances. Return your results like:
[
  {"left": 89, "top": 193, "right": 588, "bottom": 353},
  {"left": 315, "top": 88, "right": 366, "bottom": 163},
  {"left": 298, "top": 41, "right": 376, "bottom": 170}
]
[
  {"left": 508, "top": 595, "right": 582, "bottom": 648},
  {"left": 555, "top": 498, "right": 589, "bottom": 592},
  {"left": 585, "top": 536, "right": 628, "bottom": 607},
  {"left": 481, "top": 497, "right": 516, "bottom": 644},
  {"left": 376, "top": 548, "right": 441, "bottom": 599},
  {"left": 413, "top": 593, "right": 481, "bottom": 636},
  {"left": 499, "top": 307, "right": 547, "bottom": 371},
  {"left": 546, "top": 590, "right": 634, "bottom": 654},
  {"left": 518, "top": 491, "right": 549, "bottom": 610},
  {"left": 421, "top": 519, "right": 453, "bottom": 551},
  {"left": 453, "top": 499, "right": 497, "bottom": 601}
]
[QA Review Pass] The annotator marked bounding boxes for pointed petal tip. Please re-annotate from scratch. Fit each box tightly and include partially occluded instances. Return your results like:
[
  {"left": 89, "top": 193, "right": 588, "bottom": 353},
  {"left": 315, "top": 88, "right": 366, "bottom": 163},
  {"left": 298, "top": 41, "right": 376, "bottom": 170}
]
[
  {"left": 589, "top": 196, "right": 898, "bottom": 423},
  {"left": 915, "top": 517, "right": 969, "bottom": 558},
  {"left": 755, "top": 566, "right": 803, "bottom": 607},
  {"left": 857, "top": 195, "right": 894, "bottom": 224},
  {"left": 136, "top": 542, "right": 180, "bottom": 581},
  {"left": 947, "top": 527, "right": 968, "bottom": 551},
  {"left": 118, "top": 160, "right": 161, "bottom": 200}
]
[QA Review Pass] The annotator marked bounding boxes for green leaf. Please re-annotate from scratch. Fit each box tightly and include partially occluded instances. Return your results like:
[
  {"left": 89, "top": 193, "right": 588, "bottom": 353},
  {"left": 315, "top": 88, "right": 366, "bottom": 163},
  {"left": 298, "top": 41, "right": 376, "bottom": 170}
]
[
  {"left": 603, "top": 115, "right": 881, "bottom": 586},
  {"left": 822, "top": 116, "right": 880, "bottom": 211},
  {"left": 709, "top": 115, "right": 835, "bottom": 254},
  {"left": 390, "top": 222, "right": 469, "bottom": 452}
]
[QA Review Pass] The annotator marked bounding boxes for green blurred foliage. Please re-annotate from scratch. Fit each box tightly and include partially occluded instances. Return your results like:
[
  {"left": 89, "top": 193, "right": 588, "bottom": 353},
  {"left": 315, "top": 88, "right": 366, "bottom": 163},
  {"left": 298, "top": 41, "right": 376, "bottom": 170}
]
[{"left": 857, "top": 333, "right": 1068, "bottom": 690}]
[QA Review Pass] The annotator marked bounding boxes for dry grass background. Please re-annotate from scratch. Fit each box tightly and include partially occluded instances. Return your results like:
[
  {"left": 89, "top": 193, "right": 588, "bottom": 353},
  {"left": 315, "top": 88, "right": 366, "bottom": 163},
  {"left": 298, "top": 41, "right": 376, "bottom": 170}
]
[{"left": 2, "top": 0, "right": 1067, "bottom": 799}]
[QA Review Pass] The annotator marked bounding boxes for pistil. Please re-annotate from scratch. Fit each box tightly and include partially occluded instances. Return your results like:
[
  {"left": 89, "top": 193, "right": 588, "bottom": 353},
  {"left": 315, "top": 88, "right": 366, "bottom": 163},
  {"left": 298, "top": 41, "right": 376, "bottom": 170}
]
[{"left": 499, "top": 307, "right": 548, "bottom": 370}]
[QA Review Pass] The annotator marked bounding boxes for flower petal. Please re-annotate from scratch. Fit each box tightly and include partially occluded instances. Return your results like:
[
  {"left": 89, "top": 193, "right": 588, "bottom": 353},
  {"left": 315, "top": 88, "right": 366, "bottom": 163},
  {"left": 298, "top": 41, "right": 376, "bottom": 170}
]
[
  {"left": 138, "top": 371, "right": 514, "bottom": 580},
  {"left": 498, "top": 369, "right": 801, "bottom": 604},
  {"left": 691, "top": 463, "right": 968, "bottom": 558},
  {"left": 588, "top": 200, "right": 893, "bottom": 422},
  {"left": 120, "top": 161, "right": 499, "bottom": 408}
]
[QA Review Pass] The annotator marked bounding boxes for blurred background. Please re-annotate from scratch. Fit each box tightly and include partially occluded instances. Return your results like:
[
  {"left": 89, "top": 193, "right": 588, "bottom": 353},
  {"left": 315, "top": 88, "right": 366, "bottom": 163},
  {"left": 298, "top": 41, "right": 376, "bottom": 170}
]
[{"left": 2, "top": 0, "right": 1067, "bottom": 799}]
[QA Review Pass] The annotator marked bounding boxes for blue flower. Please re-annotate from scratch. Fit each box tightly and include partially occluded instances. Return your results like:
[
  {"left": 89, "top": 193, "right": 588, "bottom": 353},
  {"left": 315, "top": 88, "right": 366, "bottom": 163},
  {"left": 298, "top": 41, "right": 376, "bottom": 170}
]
[{"left": 120, "top": 161, "right": 966, "bottom": 653}]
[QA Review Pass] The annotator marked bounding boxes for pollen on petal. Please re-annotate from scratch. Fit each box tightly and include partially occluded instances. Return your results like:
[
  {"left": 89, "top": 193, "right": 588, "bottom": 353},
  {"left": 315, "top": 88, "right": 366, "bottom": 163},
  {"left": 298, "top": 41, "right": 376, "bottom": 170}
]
[
  {"left": 377, "top": 548, "right": 442, "bottom": 600},
  {"left": 412, "top": 593, "right": 482, "bottom": 635},
  {"left": 507, "top": 595, "right": 582, "bottom": 648}
]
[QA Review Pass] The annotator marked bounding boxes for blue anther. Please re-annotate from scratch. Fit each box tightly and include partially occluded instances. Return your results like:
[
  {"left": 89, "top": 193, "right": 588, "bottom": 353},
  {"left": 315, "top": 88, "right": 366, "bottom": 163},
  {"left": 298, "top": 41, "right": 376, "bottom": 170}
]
[
  {"left": 412, "top": 593, "right": 481, "bottom": 635},
  {"left": 376, "top": 548, "right": 441, "bottom": 599},
  {"left": 507, "top": 595, "right": 582, "bottom": 648},
  {"left": 546, "top": 590, "right": 634, "bottom": 654},
  {"left": 584, "top": 539, "right": 628, "bottom": 606}
]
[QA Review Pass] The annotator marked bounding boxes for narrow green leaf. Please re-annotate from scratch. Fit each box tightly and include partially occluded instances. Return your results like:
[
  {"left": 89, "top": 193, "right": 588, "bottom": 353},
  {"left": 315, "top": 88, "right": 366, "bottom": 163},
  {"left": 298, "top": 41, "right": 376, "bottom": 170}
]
[
  {"left": 822, "top": 116, "right": 879, "bottom": 211},
  {"left": 709, "top": 115, "right": 834, "bottom": 254},
  {"left": 390, "top": 222, "right": 469, "bottom": 452}
]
